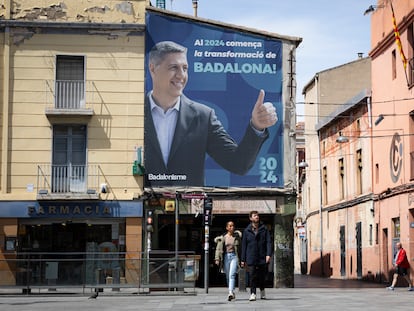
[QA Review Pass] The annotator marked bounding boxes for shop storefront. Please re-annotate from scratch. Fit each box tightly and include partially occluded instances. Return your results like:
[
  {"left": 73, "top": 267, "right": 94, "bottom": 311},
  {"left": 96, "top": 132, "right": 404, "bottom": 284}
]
[{"left": 0, "top": 200, "right": 143, "bottom": 287}]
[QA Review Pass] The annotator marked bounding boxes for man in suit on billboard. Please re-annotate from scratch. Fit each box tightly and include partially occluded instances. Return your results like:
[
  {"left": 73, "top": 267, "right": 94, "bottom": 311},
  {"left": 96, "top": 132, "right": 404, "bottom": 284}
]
[{"left": 144, "top": 41, "right": 278, "bottom": 187}]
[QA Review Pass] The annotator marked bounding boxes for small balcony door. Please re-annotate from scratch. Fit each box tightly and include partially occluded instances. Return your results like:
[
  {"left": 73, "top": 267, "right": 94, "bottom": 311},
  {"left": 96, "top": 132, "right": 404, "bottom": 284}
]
[
  {"left": 56, "top": 55, "right": 85, "bottom": 109},
  {"left": 52, "top": 125, "right": 87, "bottom": 193}
]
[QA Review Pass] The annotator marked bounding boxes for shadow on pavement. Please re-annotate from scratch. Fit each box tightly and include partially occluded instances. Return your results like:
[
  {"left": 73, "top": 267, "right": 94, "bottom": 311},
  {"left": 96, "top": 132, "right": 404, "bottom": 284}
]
[{"left": 294, "top": 274, "right": 385, "bottom": 288}]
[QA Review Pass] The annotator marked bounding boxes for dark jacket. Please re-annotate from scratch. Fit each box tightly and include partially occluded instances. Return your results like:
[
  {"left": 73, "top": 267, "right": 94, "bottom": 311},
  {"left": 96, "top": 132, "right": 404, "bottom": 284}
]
[
  {"left": 241, "top": 223, "right": 272, "bottom": 266},
  {"left": 144, "top": 94, "right": 269, "bottom": 187}
]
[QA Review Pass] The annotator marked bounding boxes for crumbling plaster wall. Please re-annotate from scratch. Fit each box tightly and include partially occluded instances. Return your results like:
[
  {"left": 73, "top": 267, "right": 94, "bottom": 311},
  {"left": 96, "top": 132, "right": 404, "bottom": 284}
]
[{"left": 0, "top": 0, "right": 147, "bottom": 23}]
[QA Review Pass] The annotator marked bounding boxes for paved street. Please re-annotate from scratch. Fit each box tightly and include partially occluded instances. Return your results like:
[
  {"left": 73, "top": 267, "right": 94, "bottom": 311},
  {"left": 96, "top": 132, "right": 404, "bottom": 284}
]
[{"left": 0, "top": 276, "right": 412, "bottom": 311}]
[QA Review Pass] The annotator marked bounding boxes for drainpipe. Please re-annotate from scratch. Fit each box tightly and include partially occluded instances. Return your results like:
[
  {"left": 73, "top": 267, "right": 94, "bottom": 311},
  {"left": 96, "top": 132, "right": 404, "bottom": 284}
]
[{"left": 2, "top": 0, "right": 11, "bottom": 193}]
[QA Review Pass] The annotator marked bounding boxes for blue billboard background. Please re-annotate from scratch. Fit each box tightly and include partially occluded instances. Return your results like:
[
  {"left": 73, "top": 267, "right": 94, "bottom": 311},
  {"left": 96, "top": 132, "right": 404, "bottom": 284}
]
[{"left": 145, "top": 12, "right": 284, "bottom": 187}]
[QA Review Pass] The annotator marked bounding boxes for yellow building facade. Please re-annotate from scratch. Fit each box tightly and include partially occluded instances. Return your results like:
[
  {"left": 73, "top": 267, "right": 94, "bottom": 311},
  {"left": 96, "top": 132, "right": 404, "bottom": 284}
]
[{"left": 0, "top": 0, "right": 147, "bottom": 287}]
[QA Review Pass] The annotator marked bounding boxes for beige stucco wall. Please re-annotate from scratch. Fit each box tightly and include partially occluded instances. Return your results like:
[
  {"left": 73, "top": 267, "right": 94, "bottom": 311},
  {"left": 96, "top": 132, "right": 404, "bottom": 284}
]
[
  {"left": 317, "top": 58, "right": 371, "bottom": 118},
  {"left": 0, "top": 0, "right": 147, "bottom": 24}
]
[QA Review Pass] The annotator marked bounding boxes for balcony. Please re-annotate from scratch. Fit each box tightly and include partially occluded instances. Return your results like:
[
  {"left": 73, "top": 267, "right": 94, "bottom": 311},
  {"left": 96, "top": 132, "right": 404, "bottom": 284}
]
[
  {"left": 37, "top": 164, "right": 102, "bottom": 200},
  {"left": 45, "top": 80, "right": 94, "bottom": 122}
]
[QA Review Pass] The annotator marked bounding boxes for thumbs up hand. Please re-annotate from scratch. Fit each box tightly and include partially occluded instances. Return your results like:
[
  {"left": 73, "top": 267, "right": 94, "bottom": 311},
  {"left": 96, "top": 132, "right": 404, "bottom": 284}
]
[{"left": 251, "top": 89, "right": 278, "bottom": 131}]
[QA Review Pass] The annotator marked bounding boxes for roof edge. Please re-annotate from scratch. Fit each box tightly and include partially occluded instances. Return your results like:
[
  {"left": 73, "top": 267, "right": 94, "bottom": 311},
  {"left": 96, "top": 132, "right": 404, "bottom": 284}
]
[{"left": 146, "top": 6, "right": 302, "bottom": 46}]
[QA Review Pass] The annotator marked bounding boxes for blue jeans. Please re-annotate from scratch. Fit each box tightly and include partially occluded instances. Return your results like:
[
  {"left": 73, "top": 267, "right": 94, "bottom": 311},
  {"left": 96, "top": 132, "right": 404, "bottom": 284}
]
[{"left": 224, "top": 252, "right": 238, "bottom": 292}]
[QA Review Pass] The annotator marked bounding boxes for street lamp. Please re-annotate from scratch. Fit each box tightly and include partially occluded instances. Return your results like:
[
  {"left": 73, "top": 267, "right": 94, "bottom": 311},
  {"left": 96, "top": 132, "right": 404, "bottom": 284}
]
[
  {"left": 336, "top": 133, "right": 349, "bottom": 144},
  {"left": 375, "top": 114, "right": 384, "bottom": 126},
  {"left": 363, "top": 4, "right": 384, "bottom": 16}
]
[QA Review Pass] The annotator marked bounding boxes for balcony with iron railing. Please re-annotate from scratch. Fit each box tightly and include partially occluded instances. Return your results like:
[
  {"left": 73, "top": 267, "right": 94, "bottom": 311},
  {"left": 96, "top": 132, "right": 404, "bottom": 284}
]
[
  {"left": 37, "top": 164, "right": 102, "bottom": 200},
  {"left": 45, "top": 80, "right": 94, "bottom": 120}
]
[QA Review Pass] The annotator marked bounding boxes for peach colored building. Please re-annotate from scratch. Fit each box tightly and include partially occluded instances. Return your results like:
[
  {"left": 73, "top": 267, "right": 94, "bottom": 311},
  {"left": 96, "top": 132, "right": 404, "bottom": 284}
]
[
  {"left": 301, "top": 57, "right": 373, "bottom": 278},
  {"left": 369, "top": 0, "right": 414, "bottom": 285},
  {"left": 300, "top": 1, "right": 414, "bottom": 285}
]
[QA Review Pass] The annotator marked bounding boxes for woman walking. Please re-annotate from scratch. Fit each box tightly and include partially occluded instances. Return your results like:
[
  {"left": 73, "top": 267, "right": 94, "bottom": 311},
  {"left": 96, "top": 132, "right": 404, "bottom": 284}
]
[{"left": 214, "top": 221, "right": 242, "bottom": 301}]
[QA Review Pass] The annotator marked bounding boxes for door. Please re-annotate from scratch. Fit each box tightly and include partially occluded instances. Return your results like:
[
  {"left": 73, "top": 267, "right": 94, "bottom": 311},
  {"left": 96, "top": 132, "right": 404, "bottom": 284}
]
[
  {"left": 340, "top": 225, "right": 346, "bottom": 276},
  {"left": 356, "top": 222, "right": 362, "bottom": 278},
  {"left": 382, "top": 228, "right": 389, "bottom": 282},
  {"left": 52, "top": 125, "right": 87, "bottom": 192}
]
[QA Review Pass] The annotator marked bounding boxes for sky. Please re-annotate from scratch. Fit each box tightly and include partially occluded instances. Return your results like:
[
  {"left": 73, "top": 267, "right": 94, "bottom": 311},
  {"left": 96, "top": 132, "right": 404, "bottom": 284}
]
[{"left": 151, "top": 0, "right": 374, "bottom": 117}]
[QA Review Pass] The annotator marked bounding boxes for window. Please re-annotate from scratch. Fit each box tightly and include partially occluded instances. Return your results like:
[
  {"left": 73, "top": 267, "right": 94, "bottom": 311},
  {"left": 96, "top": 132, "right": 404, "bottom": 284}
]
[
  {"left": 322, "top": 166, "right": 327, "bottom": 205},
  {"left": 338, "top": 158, "right": 344, "bottom": 200},
  {"left": 52, "top": 125, "right": 87, "bottom": 193},
  {"left": 392, "top": 217, "right": 400, "bottom": 238},
  {"left": 369, "top": 224, "right": 373, "bottom": 246},
  {"left": 392, "top": 49, "right": 397, "bottom": 80},
  {"left": 410, "top": 111, "right": 414, "bottom": 180},
  {"left": 56, "top": 55, "right": 85, "bottom": 109},
  {"left": 408, "top": 23, "right": 414, "bottom": 86},
  {"left": 356, "top": 149, "right": 362, "bottom": 194}
]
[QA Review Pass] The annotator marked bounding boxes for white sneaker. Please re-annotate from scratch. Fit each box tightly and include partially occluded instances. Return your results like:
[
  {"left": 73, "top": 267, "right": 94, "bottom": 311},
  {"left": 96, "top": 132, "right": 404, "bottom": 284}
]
[
  {"left": 408, "top": 287, "right": 414, "bottom": 291},
  {"left": 249, "top": 293, "right": 256, "bottom": 301},
  {"left": 227, "top": 292, "right": 235, "bottom": 301},
  {"left": 386, "top": 286, "right": 394, "bottom": 291},
  {"left": 260, "top": 289, "right": 266, "bottom": 299}
]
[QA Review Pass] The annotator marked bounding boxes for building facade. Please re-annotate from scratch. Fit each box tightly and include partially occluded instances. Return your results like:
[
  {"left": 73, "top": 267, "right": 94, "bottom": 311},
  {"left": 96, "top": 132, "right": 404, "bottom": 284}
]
[
  {"left": 0, "top": 1, "right": 302, "bottom": 289},
  {"left": 301, "top": 0, "right": 414, "bottom": 284},
  {"left": 0, "top": 0, "right": 147, "bottom": 287},
  {"left": 369, "top": 0, "right": 414, "bottom": 284},
  {"left": 300, "top": 57, "right": 373, "bottom": 278}
]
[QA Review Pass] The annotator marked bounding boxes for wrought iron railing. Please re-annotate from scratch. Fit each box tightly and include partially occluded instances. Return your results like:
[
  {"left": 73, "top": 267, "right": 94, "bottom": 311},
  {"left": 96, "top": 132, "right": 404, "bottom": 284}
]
[
  {"left": 45, "top": 80, "right": 94, "bottom": 110},
  {"left": 55, "top": 80, "right": 85, "bottom": 109},
  {"left": 37, "top": 164, "right": 101, "bottom": 194}
]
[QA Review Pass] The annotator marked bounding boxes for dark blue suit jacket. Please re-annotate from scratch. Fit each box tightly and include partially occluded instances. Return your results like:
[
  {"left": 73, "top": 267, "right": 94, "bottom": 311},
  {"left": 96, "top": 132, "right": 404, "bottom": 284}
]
[{"left": 144, "top": 94, "right": 269, "bottom": 187}]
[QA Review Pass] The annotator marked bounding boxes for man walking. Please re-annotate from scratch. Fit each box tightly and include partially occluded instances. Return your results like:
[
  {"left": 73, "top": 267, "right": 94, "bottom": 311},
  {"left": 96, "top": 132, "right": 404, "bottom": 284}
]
[
  {"left": 387, "top": 242, "right": 414, "bottom": 291},
  {"left": 241, "top": 211, "right": 272, "bottom": 301}
]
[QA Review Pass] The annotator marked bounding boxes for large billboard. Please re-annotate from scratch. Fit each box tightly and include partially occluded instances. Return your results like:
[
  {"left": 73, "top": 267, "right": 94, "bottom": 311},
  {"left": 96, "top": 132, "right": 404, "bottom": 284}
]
[{"left": 144, "top": 11, "right": 283, "bottom": 188}]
